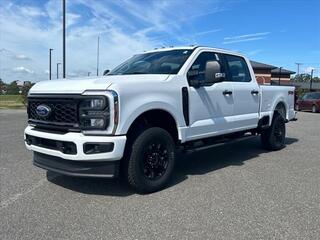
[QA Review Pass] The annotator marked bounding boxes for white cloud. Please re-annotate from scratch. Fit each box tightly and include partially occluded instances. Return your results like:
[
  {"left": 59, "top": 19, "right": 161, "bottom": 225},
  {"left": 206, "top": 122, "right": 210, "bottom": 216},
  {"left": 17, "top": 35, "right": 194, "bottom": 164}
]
[
  {"left": 194, "top": 29, "right": 222, "bottom": 36},
  {"left": 0, "top": 0, "right": 227, "bottom": 82},
  {"left": 12, "top": 66, "right": 34, "bottom": 74},
  {"left": 223, "top": 32, "right": 271, "bottom": 44},
  {"left": 14, "top": 54, "right": 31, "bottom": 60},
  {"left": 19, "top": 6, "right": 46, "bottom": 17},
  {"left": 304, "top": 67, "right": 316, "bottom": 74}
]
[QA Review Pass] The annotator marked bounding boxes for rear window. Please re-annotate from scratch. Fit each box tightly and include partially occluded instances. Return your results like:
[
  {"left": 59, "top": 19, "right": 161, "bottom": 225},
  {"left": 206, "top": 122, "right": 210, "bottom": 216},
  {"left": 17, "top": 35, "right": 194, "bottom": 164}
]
[{"left": 224, "top": 54, "right": 252, "bottom": 82}]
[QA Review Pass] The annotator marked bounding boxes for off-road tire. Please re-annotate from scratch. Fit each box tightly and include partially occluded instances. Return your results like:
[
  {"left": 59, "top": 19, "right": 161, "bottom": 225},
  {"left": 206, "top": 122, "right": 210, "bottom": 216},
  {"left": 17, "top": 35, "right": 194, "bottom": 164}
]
[
  {"left": 126, "top": 127, "right": 175, "bottom": 193},
  {"left": 261, "top": 112, "right": 286, "bottom": 151}
]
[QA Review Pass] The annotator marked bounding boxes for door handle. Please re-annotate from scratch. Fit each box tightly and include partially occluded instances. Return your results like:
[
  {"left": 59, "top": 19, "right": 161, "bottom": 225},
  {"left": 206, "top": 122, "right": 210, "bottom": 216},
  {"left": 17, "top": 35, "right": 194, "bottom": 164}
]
[
  {"left": 251, "top": 90, "right": 259, "bottom": 95},
  {"left": 223, "top": 90, "right": 233, "bottom": 95}
]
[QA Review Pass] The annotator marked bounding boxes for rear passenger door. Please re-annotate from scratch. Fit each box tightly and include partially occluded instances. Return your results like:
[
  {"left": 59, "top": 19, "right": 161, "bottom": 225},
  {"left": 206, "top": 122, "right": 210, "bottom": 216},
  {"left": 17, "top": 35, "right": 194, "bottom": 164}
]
[{"left": 223, "top": 54, "right": 260, "bottom": 129}]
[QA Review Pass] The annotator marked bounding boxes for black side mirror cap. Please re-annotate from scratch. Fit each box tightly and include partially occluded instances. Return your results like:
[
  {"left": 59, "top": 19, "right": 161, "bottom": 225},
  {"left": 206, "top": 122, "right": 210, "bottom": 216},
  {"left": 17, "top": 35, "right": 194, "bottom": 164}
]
[{"left": 103, "top": 69, "right": 110, "bottom": 75}]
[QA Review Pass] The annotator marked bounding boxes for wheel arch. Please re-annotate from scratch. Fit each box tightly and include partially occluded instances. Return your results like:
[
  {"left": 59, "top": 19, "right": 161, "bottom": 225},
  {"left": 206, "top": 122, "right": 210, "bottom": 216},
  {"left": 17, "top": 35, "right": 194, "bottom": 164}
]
[
  {"left": 274, "top": 101, "right": 287, "bottom": 119},
  {"left": 123, "top": 108, "right": 181, "bottom": 144}
]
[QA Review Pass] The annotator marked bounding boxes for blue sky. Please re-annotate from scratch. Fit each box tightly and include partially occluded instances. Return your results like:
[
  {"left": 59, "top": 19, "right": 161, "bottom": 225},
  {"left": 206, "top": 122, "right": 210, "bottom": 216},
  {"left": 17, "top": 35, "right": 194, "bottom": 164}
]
[{"left": 0, "top": 0, "right": 319, "bottom": 82}]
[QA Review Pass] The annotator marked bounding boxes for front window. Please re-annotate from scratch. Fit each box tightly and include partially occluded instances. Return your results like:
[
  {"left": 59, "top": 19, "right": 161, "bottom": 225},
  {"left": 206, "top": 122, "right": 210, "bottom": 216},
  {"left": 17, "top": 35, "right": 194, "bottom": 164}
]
[
  {"left": 187, "top": 52, "right": 221, "bottom": 83},
  {"left": 109, "top": 49, "right": 193, "bottom": 75}
]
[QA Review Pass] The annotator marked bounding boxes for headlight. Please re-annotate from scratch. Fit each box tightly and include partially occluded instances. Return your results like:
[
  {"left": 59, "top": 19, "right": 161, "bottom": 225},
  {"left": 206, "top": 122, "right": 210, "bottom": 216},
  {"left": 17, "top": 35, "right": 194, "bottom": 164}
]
[
  {"left": 79, "top": 97, "right": 106, "bottom": 110},
  {"left": 79, "top": 96, "right": 109, "bottom": 130}
]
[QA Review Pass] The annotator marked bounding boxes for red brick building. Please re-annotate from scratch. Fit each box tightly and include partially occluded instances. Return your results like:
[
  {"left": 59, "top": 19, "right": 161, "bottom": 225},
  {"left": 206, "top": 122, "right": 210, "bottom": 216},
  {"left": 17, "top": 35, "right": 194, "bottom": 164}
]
[{"left": 250, "top": 60, "right": 295, "bottom": 85}]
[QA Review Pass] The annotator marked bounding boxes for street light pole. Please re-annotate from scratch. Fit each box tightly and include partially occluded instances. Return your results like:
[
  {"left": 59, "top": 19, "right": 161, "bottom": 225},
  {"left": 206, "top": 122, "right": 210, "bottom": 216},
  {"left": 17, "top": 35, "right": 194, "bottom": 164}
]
[
  {"left": 96, "top": 36, "right": 100, "bottom": 76},
  {"left": 295, "top": 63, "right": 303, "bottom": 76},
  {"left": 62, "top": 0, "right": 66, "bottom": 78},
  {"left": 49, "top": 48, "right": 53, "bottom": 80},
  {"left": 278, "top": 67, "right": 282, "bottom": 85},
  {"left": 56, "top": 63, "right": 61, "bottom": 79}
]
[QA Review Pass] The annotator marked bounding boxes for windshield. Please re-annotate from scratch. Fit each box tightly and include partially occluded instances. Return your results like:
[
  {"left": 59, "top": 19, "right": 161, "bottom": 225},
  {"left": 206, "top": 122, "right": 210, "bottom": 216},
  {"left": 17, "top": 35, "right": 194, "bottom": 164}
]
[{"left": 109, "top": 49, "right": 193, "bottom": 75}]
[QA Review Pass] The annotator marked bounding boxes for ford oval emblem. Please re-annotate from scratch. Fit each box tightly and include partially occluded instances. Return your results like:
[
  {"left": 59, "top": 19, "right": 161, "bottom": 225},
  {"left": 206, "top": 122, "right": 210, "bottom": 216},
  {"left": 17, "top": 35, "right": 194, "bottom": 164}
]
[{"left": 36, "top": 105, "right": 51, "bottom": 117}]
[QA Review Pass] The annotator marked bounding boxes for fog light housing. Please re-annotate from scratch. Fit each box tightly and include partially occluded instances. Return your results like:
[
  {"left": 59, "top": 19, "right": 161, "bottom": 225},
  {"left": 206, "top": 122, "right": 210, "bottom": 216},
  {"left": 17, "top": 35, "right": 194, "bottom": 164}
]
[{"left": 83, "top": 143, "right": 114, "bottom": 154}]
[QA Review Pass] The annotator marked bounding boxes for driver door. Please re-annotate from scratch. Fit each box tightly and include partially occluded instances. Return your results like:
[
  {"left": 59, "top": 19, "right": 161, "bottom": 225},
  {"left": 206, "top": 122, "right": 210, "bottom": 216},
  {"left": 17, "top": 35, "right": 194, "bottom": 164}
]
[{"left": 185, "top": 51, "right": 234, "bottom": 141}]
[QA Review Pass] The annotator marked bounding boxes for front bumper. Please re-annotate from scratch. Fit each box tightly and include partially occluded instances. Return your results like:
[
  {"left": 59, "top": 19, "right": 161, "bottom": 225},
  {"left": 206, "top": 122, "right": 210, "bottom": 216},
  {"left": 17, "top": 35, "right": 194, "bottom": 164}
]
[
  {"left": 34, "top": 152, "right": 119, "bottom": 178},
  {"left": 24, "top": 125, "right": 126, "bottom": 161}
]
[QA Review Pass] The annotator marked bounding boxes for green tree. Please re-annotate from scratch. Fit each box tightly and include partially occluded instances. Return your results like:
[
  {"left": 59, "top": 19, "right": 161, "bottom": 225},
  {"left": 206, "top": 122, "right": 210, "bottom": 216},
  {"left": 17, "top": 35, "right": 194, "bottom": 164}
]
[
  {"left": 22, "top": 83, "right": 35, "bottom": 106},
  {"left": 291, "top": 74, "right": 320, "bottom": 83},
  {"left": 6, "top": 81, "right": 20, "bottom": 95}
]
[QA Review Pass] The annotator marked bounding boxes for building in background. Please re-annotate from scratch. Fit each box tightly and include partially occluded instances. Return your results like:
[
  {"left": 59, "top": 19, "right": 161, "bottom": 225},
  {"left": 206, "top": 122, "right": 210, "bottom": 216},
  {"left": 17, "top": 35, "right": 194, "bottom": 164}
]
[
  {"left": 250, "top": 60, "right": 276, "bottom": 84},
  {"left": 250, "top": 60, "right": 295, "bottom": 85},
  {"left": 271, "top": 68, "right": 296, "bottom": 84}
]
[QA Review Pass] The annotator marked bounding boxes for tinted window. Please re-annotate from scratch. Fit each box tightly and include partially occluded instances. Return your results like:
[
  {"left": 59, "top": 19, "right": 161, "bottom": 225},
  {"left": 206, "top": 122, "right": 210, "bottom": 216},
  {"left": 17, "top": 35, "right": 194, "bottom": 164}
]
[
  {"left": 109, "top": 49, "right": 193, "bottom": 75},
  {"left": 187, "top": 52, "right": 220, "bottom": 83},
  {"left": 302, "top": 94, "right": 308, "bottom": 100},
  {"left": 314, "top": 93, "right": 320, "bottom": 99},
  {"left": 224, "top": 55, "right": 251, "bottom": 82}
]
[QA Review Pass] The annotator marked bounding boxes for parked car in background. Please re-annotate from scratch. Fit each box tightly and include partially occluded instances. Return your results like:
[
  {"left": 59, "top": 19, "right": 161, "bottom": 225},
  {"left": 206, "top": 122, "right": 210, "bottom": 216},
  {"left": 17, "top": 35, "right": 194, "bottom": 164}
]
[{"left": 295, "top": 92, "right": 320, "bottom": 113}]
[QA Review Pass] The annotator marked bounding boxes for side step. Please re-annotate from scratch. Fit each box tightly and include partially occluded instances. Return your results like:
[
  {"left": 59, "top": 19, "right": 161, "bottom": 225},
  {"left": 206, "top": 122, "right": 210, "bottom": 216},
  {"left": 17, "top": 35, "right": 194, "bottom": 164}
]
[{"left": 183, "top": 135, "right": 256, "bottom": 154}]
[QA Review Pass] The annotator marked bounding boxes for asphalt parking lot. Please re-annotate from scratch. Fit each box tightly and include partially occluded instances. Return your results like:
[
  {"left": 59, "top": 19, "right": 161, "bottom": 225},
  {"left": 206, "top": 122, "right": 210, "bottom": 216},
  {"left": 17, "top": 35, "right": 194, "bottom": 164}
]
[{"left": 1, "top": 109, "right": 320, "bottom": 240}]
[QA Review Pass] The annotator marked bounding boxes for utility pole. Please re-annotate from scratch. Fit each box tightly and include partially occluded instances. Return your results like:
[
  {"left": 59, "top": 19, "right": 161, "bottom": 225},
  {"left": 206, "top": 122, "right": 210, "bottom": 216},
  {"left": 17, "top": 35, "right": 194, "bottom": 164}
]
[
  {"left": 56, "top": 63, "right": 61, "bottom": 79},
  {"left": 49, "top": 48, "right": 53, "bottom": 80},
  {"left": 278, "top": 67, "right": 282, "bottom": 85},
  {"left": 62, "top": 0, "right": 66, "bottom": 78},
  {"left": 295, "top": 63, "right": 303, "bottom": 76},
  {"left": 310, "top": 69, "right": 314, "bottom": 91},
  {"left": 96, "top": 36, "right": 100, "bottom": 76}
]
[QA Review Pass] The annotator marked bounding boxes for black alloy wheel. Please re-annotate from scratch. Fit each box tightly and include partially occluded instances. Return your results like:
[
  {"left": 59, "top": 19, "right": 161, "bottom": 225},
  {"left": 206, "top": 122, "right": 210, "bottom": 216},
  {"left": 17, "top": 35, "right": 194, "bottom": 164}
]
[
  {"left": 261, "top": 112, "right": 286, "bottom": 150},
  {"left": 143, "top": 142, "right": 169, "bottom": 180},
  {"left": 126, "top": 127, "right": 176, "bottom": 193}
]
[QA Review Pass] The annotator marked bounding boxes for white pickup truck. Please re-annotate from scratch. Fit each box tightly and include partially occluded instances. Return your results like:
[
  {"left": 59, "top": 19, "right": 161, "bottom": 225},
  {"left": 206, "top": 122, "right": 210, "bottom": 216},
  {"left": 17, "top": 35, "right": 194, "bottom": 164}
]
[{"left": 25, "top": 46, "right": 296, "bottom": 193}]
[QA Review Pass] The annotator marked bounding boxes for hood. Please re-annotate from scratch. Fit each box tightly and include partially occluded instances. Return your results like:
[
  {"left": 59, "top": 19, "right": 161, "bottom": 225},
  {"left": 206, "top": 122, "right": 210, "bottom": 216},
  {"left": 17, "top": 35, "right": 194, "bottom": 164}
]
[{"left": 29, "top": 74, "right": 170, "bottom": 94}]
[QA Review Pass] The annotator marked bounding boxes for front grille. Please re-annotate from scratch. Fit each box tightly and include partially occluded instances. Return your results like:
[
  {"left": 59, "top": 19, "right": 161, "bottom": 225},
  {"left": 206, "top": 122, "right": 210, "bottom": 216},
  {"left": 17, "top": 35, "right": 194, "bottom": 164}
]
[{"left": 28, "top": 96, "right": 80, "bottom": 130}]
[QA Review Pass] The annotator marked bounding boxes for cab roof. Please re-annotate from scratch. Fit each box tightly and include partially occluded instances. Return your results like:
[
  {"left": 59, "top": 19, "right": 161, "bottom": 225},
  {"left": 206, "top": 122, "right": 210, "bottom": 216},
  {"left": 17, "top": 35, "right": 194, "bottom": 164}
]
[{"left": 143, "top": 45, "right": 246, "bottom": 59}]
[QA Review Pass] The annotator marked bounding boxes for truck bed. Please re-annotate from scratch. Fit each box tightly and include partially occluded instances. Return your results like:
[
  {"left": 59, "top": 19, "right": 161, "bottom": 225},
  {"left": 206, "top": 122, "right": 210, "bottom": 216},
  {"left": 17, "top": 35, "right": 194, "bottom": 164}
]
[{"left": 260, "top": 85, "right": 296, "bottom": 121}]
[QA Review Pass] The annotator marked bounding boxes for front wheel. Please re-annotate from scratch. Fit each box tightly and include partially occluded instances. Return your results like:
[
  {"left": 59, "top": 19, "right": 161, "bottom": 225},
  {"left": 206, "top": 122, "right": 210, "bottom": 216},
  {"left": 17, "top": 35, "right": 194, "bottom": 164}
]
[
  {"left": 126, "top": 127, "right": 176, "bottom": 193},
  {"left": 261, "top": 112, "right": 286, "bottom": 150}
]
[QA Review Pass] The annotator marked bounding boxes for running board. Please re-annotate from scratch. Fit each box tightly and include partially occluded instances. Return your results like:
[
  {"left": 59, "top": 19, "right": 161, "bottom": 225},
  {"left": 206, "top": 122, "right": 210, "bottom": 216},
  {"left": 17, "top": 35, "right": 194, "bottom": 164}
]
[{"left": 183, "top": 135, "right": 256, "bottom": 154}]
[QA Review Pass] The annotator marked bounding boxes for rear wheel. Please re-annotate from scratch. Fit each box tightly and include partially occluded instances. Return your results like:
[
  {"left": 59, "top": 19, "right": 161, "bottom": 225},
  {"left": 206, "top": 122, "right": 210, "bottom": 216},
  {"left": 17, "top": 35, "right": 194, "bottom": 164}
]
[
  {"left": 261, "top": 112, "right": 286, "bottom": 150},
  {"left": 125, "top": 127, "right": 176, "bottom": 193}
]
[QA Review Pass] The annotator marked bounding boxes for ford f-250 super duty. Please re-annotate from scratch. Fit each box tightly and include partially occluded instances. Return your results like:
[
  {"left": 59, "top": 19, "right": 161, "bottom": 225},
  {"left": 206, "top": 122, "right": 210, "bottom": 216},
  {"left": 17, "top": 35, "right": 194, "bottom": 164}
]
[{"left": 24, "top": 46, "right": 296, "bottom": 193}]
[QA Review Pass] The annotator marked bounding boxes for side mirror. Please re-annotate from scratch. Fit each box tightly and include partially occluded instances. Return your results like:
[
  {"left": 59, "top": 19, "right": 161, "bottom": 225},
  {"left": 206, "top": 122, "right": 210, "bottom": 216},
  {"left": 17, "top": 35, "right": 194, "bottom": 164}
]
[
  {"left": 204, "top": 61, "right": 225, "bottom": 85},
  {"left": 103, "top": 69, "right": 110, "bottom": 75}
]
